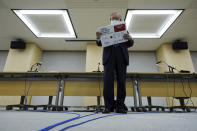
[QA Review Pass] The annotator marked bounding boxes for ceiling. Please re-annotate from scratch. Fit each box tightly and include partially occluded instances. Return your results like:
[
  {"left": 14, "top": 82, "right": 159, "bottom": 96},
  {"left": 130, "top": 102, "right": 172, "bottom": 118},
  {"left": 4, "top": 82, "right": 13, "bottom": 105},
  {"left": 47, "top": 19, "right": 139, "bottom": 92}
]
[{"left": 0, "top": 0, "right": 197, "bottom": 51}]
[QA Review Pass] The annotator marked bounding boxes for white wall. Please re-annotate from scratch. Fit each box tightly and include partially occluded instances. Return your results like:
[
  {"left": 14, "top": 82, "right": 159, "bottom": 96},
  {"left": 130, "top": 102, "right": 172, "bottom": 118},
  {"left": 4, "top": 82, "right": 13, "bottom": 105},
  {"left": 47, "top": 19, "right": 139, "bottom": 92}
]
[
  {"left": 0, "top": 51, "right": 8, "bottom": 71},
  {"left": 39, "top": 51, "right": 86, "bottom": 72},
  {"left": 191, "top": 51, "right": 197, "bottom": 72},
  {"left": 127, "top": 51, "right": 159, "bottom": 72}
]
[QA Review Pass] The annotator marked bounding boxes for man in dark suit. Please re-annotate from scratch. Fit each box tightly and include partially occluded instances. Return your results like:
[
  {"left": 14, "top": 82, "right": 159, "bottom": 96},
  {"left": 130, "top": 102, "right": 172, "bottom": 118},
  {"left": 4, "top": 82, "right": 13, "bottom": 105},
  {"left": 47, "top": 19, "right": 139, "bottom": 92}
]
[{"left": 96, "top": 12, "right": 134, "bottom": 113}]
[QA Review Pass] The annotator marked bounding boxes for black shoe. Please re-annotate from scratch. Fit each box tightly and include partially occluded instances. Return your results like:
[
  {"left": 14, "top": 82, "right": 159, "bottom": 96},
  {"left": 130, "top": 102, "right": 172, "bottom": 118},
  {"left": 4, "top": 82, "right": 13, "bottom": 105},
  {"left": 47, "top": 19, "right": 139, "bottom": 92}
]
[
  {"left": 102, "top": 106, "right": 114, "bottom": 113},
  {"left": 115, "top": 106, "right": 127, "bottom": 114},
  {"left": 102, "top": 108, "right": 111, "bottom": 114},
  {"left": 123, "top": 104, "right": 128, "bottom": 111}
]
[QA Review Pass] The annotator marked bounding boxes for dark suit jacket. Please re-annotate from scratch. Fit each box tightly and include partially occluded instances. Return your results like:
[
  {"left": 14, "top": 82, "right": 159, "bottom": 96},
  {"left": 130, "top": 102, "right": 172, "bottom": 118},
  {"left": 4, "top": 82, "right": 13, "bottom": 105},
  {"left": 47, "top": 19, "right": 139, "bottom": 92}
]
[{"left": 96, "top": 39, "right": 134, "bottom": 65}]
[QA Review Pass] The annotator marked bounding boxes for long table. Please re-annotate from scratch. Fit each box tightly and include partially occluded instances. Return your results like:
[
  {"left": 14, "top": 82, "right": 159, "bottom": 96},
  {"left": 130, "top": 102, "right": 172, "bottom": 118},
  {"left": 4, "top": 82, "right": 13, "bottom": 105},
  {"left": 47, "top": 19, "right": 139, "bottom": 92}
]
[
  {"left": 129, "top": 73, "right": 197, "bottom": 108},
  {"left": 0, "top": 72, "right": 197, "bottom": 109}
]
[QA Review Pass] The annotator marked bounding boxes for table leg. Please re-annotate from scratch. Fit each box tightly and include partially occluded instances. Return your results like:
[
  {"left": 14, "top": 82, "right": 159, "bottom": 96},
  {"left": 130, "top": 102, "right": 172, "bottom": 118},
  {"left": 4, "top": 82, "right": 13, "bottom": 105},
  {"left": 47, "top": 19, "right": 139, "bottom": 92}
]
[
  {"left": 137, "top": 79, "right": 142, "bottom": 107},
  {"left": 60, "top": 80, "right": 65, "bottom": 106},
  {"left": 48, "top": 96, "right": 53, "bottom": 105},
  {"left": 133, "top": 80, "right": 138, "bottom": 107},
  {"left": 55, "top": 78, "right": 61, "bottom": 106},
  {"left": 97, "top": 96, "right": 101, "bottom": 106}
]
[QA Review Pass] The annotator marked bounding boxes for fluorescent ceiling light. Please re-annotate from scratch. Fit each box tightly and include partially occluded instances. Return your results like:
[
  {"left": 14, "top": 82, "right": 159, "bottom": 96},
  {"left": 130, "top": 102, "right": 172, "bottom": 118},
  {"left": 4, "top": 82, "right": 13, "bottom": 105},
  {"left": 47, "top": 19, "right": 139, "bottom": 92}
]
[
  {"left": 125, "top": 10, "right": 183, "bottom": 38},
  {"left": 13, "top": 9, "right": 76, "bottom": 38}
]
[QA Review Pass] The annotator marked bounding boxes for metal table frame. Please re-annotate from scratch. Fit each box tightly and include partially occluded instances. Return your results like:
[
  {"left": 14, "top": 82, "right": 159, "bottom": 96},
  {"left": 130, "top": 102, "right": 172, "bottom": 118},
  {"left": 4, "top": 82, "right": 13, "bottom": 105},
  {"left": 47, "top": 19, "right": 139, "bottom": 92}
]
[{"left": 1, "top": 72, "right": 196, "bottom": 111}]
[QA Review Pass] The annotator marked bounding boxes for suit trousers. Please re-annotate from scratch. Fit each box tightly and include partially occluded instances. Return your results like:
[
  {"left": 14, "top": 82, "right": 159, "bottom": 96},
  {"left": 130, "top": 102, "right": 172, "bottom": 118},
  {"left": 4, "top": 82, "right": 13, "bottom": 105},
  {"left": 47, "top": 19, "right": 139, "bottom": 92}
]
[{"left": 103, "top": 45, "right": 127, "bottom": 109}]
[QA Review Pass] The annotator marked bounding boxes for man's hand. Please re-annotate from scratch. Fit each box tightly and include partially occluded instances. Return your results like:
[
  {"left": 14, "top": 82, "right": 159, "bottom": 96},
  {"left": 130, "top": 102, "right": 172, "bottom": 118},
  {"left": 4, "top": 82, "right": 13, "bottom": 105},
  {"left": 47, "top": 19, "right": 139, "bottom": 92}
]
[
  {"left": 123, "top": 34, "right": 132, "bottom": 40},
  {"left": 96, "top": 32, "right": 102, "bottom": 39}
]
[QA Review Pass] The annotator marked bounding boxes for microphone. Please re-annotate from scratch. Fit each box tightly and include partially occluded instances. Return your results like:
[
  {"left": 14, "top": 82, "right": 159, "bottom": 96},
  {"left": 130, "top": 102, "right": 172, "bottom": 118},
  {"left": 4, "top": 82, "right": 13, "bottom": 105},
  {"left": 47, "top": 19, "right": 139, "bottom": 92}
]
[
  {"left": 93, "top": 62, "right": 102, "bottom": 72},
  {"left": 156, "top": 61, "right": 162, "bottom": 65},
  {"left": 36, "top": 62, "right": 42, "bottom": 66},
  {"left": 29, "top": 62, "right": 42, "bottom": 72},
  {"left": 97, "top": 62, "right": 101, "bottom": 72},
  {"left": 155, "top": 61, "right": 179, "bottom": 73}
]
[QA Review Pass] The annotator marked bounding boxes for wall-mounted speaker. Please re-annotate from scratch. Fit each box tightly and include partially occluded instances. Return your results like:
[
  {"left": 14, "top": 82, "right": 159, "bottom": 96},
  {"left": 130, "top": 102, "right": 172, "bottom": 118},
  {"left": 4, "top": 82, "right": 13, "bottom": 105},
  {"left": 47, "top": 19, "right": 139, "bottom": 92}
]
[
  {"left": 10, "top": 40, "right": 26, "bottom": 49},
  {"left": 172, "top": 40, "right": 188, "bottom": 50}
]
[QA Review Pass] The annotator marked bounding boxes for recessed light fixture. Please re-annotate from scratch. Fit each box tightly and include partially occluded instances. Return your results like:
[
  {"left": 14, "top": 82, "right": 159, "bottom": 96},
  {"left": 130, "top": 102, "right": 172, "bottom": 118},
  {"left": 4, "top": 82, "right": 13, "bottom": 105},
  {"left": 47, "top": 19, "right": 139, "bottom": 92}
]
[
  {"left": 125, "top": 10, "right": 183, "bottom": 38},
  {"left": 12, "top": 9, "right": 76, "bottom": 38}
]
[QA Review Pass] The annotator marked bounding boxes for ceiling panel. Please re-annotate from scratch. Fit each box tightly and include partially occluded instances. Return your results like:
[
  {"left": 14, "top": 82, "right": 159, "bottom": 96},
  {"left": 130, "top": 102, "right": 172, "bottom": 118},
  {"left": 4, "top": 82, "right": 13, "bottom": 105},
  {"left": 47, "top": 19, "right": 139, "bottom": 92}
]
[
  {"left": 12, "top": 9, "right": 76, "bottom": 38},
  {"left": 129, "top": 15, "right": 169, "bottom": 33},
  {"left": 0, "top": 0, "right": 197, "bottom": 51},
  {"left": 27, "top": 14, "right": 70, "bottom": 34}
]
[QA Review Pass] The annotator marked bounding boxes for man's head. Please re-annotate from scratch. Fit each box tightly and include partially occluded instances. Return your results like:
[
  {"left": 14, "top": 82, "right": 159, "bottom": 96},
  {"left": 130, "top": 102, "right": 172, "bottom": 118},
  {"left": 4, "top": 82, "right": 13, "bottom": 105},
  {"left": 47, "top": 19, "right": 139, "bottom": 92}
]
[
  {"left": 110, "top": 12, "right": 122, "bottom": 21},
  {"left": 110, "top": 12, "right": 122, "bottom": 25}
]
